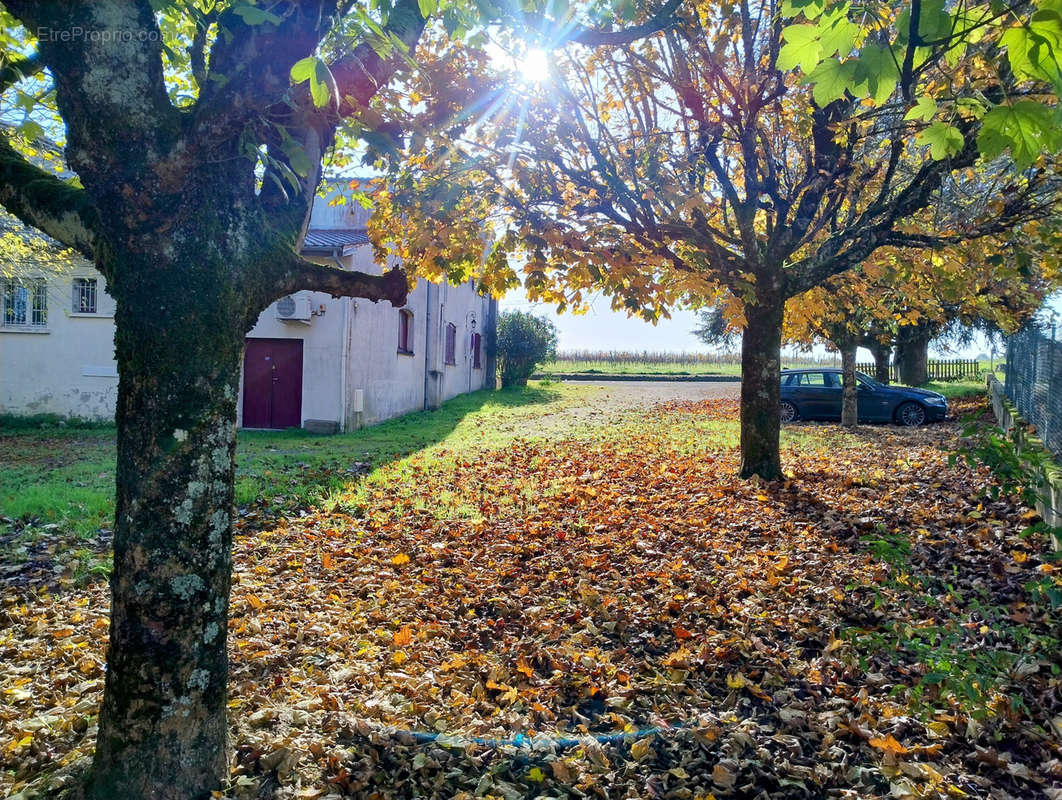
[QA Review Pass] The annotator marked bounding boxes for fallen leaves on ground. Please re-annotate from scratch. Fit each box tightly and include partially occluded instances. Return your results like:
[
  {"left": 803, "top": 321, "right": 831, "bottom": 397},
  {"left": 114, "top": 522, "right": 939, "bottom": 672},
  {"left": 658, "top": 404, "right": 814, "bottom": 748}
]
[{"left": 1, "top": 397, "right": 1060, "bottom": 800}]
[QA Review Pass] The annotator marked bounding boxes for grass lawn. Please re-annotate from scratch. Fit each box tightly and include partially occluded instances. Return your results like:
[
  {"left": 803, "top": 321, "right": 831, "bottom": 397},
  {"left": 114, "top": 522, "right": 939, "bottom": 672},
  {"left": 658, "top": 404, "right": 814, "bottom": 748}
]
[{"left": 2, "top": 388, "right": 1060, "bottom": 799}]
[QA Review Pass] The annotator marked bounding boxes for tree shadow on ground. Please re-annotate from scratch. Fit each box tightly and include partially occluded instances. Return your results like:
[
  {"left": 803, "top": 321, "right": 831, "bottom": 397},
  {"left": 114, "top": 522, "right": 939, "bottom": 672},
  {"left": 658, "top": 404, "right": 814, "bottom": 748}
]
[{"left": 0, "top": 385, "right": 565, "bottom": 597}]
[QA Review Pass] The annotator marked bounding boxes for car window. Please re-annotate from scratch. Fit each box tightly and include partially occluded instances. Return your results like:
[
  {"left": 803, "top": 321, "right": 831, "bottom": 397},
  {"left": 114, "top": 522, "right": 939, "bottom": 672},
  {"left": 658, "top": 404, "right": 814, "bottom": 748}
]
[
  {"left": 798, "top": 372, "right": 827, "bottom": 386},
  {"left": 781, "top": 374, "right": 795, "bottom": 386}
]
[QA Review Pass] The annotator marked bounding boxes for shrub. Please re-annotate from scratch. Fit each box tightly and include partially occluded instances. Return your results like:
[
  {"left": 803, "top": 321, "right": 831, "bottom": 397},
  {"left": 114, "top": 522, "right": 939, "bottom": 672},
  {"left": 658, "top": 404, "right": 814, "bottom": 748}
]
[{"left": 497, "top": 311, "right": 558, "bottom": 388}]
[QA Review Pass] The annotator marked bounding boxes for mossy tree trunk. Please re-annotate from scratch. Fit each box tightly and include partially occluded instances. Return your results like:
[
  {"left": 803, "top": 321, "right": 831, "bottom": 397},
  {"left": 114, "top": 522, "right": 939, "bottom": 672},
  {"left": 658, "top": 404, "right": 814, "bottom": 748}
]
[
  {"left": 87, "top": 198, "right": 260, "bottom": 797},
  {"left": 739, "top": 282, "right": 785, "bottom": 480},
  {"left": 869, "top": 339, "right": 892, "bottom": 384},
  {"left": 839, "top": 338, "right": 859, "bottom": 428},
  {"left": 896, "top": 325, "right": 932, "bottom": 386},
  {"left": 0, "top": 5, "right": 424, "bottom": 798}
]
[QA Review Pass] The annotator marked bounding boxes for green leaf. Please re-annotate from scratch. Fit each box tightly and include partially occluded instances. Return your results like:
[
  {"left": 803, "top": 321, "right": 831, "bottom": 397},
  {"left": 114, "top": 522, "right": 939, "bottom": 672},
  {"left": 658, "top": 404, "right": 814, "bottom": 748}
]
[
  {"left": 978, "top": 101, "right": 1062, "bottom": 170},
  {"left": 777, "top": 24, "right": 822, "bottom": 72},
  {"left": 803, "top": 57, "right": 856, "bottom": 105},
  {"left": 916, "top": 122, "right": 964, "bottom": 160},
  {"left": 289, "top": 56, "right": 316, "bottom": 84},
  {"left": 904, "top": 96, "right": 937, "bottom": 122},
  {"left": 853, "top": 44, "right": 900, "bottom": 104},
  {"left": 418, "top": 0, "right": 438, "bottom": 17},
  {"left": 285, "top": 145, "right": 313, "bottom": 178},
  {"left": 780, "top": 0, "right": 827, "bottom": 20},
  {"left": 310, "top": 58, "right": 337, "bottom": 109},
  {"left": 231, "top": 3, "right": 283, "bottom": 26},
  {"left": 818, "top": 16, "right": 858, "bottom": 57}
]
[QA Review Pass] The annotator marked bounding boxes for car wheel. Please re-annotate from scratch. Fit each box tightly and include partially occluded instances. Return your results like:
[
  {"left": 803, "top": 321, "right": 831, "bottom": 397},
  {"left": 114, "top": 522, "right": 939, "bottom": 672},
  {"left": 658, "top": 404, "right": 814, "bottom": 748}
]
[
  {"left": 780, "top": 400, "right": 798, "bottom": 423},
  {"left": 896, "top": 401, "right": 926, "bottom": 427}
]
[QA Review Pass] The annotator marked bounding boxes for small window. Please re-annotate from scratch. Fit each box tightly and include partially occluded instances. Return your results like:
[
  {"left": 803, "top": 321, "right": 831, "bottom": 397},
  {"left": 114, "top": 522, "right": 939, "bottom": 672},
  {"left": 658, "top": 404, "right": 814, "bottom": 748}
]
[
  {"left": 398, "top": 308, "right": 414, "bottom": 354},
  {"left": 798, "top": 372, "right": 828, "bottom": 386},
  {"left": 72, "top": 277, "right": 97, "bottom": 313},
  {"left": 471, "top": 332, "right": 482, "bottom": 369},
  {"left": 2, "top": 278, "right": 47, "bottom": 327},
  {"left": 444, "top": 323, "right": 456, "bottom": 365}
]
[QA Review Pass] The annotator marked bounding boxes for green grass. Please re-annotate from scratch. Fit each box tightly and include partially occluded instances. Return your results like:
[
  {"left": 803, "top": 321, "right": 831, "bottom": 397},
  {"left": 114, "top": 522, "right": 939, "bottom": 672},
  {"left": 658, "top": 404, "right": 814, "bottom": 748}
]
[
  {"left": 920, "top": 379, "right": 986, "bottom": 398},
  {"left": 0, "top": 383, "right": 599, "bottom": 543}
]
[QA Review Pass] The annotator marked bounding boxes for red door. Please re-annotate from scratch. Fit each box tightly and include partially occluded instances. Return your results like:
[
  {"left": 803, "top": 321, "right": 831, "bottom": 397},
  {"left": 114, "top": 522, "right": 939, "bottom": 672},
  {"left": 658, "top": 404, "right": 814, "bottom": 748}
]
[{"left": 243, "top": 338, "right": 303, "bottom": 428}]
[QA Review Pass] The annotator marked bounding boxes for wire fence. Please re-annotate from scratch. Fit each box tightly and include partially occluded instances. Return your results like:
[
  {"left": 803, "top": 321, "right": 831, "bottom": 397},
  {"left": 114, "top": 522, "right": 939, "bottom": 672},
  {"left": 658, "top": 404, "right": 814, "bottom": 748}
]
[{"left": 1005, "top": 322, "right": 1062, "bottom": 459}]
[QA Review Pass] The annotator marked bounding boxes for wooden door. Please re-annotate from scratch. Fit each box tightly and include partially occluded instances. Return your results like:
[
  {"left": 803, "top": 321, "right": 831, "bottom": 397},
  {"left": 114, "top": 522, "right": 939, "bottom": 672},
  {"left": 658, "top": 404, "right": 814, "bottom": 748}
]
[{"left": 243, "top": 338, "right": 303, "bottom": 428}]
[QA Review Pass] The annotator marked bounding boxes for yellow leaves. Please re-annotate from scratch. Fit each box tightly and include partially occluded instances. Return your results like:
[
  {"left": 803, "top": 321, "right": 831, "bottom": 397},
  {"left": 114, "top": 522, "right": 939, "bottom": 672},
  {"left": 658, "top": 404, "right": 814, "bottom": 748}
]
[
  {"left": 726, "top": 672, "right": 746, "bottom": 689},
  {"left": 393, "top": 626, "right": 413, "bottom": 647},
  {"left": 246, "top": 594, "right": 266, "bottom": 610},
  {"left": 526, "top": 766, "right": 545, "bottom": 782},
  {"left": 391, "top": 553, "right": 410, "bottom": 566},
  {"left": 515, "top": 655, "right": 534, "bottom": 678},
  {"left": 630, "top": 738, "right": 652, "bottom": 761},
  {"left": 870, "top": 734, "right": 909, "bottom": 756}
]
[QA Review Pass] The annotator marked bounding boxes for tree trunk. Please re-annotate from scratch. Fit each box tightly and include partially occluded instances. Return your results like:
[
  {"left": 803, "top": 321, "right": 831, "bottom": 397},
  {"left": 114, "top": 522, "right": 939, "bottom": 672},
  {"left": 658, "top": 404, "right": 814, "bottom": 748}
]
[
  {"left": 868, "top": 340, "right": 892, "bottom": 384},
  {"left": 896, "top": 327, "right": 931, "bottom": 386},
  {"left": 87, "top": 239, "right": 251, "bottom": 799},
  {"left": 840, "top": 340, "right": 858, "bottom": 428},
  {"left": 739, "top": 287, "right": 785, "bottom": 480}
]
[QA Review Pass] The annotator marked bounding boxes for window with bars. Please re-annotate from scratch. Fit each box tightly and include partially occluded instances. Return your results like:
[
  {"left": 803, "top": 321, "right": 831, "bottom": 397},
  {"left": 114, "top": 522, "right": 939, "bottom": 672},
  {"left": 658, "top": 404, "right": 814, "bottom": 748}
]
[
  {"left": 2, "top": 279, "right": 47, "bottom": 328},
  {"left": 444, "top": 323, "right": 456, "bottom": 365},
  {"left": 72, "top": 277, "right": 97, "bottom": 314}
]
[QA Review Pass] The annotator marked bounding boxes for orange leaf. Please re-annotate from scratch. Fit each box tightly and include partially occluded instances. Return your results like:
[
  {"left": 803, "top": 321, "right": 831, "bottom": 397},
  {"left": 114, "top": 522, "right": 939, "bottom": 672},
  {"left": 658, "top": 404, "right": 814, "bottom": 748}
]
[
  {"left": 392, "top": 553, "right": 410, "bottom": 566},
  {"left": 393, "top": 626, "right": 413, "bottom": 647},
  {"left": 321, "top": 552, "right": 335, "bottom": 569},
  {"left": 869, "top": 735, "right": 908, "bottom": 755},
  {"left": 246, "top": 594, "right": 265, "bottom": 610},
  {"left": 673, "top": 626, "right": 694, "bottom": 640}
]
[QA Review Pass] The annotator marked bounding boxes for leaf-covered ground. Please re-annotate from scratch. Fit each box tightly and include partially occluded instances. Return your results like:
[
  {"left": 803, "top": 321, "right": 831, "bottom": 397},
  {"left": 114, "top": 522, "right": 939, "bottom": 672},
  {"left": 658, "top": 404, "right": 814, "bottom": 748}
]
[{"left": 2, "top": 394, "right": 1060, "bottom": 799}]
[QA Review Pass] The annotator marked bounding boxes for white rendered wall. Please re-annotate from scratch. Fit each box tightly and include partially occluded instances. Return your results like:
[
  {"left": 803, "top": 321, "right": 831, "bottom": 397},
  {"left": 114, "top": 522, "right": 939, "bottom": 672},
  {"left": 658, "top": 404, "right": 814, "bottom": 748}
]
[{"left": 0, "top": 266, "right": 119, "bottom": 420}]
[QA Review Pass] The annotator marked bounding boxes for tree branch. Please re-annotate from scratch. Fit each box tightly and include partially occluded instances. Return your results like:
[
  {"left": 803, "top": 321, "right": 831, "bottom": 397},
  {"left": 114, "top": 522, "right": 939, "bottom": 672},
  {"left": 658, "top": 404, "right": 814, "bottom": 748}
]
[
  {"left": 0, "top": 54, "right": 42, "bottom": 94},
  {"left": 0, "top": 133, "right": 97, "bottom": 260},
  {"left": 524, "top": 0, "right": 684, "bottom": 47},
  {"left": 277, "top": 258, "right": 408, "bottom": 307}
]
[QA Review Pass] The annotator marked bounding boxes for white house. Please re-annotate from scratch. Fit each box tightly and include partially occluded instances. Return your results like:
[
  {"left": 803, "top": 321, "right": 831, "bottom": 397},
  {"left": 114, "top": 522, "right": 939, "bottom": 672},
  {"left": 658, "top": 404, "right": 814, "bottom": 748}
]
[{"left": 0, "top": 186, "right": 497, "bottom": 431}]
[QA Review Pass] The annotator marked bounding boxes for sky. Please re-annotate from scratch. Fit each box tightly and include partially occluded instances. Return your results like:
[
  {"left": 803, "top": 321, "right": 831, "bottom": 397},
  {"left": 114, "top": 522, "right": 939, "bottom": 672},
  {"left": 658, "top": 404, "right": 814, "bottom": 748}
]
[{"left": 496, "top": 287, "right": 1051, "bottom": 360}]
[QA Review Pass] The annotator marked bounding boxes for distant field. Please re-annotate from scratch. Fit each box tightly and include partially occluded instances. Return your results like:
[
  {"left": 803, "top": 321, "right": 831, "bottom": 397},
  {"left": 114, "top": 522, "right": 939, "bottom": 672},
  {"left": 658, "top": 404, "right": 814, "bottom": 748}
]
[
  {"left": 540, "top": 351, "right": 1000, "bottom": 383},
  {"left": 540, "top": 351, "right": 837, "bottom": 376}
]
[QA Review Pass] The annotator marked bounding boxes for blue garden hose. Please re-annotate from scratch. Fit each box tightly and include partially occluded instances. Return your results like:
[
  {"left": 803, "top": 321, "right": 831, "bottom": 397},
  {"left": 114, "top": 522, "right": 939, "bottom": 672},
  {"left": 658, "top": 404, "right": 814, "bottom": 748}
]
[{"left": 393, "top": 721, "right": 691, "bottom": 751}]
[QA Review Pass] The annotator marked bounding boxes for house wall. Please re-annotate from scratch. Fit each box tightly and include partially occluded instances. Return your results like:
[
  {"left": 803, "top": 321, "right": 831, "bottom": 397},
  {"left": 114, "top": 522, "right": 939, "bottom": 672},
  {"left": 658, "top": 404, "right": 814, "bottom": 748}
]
[
  {"left": 0, "top": 265, "right": 119, "bottom": 419},
  {"left": 338, "top": 248, "right": 497, "bottom": 429},
  {"left": 235, "top": 287, "right": 348, "bottom": 429},
  {"left": 2, "top": 253, "right": 497, "bottom": 429}
]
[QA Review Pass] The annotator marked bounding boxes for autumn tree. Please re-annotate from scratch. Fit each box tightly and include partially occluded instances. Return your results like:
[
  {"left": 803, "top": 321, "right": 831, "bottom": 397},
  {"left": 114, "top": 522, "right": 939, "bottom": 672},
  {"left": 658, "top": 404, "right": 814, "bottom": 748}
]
[
  {"left": 375, "top": 0, "right": 1062, "bottom": 479},
  {"left": 0, "top": 2, "right": 467, "bottom": 797},
  {"left": 0, "top": 2, "right": 689, "bottom": 796}
]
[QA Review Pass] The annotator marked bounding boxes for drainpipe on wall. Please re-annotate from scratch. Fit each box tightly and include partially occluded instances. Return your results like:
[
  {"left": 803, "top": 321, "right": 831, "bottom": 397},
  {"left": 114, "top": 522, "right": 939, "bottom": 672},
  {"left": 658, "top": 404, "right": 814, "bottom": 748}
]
[
  {"left": 332, "top": 250, "right": 350, "bottom": 431},
  {"left": 423, "top": 281, "right": 435, "bottom": 411}
]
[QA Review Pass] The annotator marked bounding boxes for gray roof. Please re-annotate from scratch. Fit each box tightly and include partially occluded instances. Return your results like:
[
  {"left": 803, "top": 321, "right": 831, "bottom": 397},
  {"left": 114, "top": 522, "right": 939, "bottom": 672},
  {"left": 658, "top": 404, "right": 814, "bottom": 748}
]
[{"left": 301, "top": 229, "right": 370, "bottom": 253}]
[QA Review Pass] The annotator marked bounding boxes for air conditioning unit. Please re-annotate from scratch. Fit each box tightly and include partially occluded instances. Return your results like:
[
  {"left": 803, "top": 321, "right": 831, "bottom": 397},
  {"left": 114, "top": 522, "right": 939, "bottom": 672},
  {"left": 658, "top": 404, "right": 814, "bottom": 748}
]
[{"left": 275, "top": 294, "right": 312, "bottom": 323}]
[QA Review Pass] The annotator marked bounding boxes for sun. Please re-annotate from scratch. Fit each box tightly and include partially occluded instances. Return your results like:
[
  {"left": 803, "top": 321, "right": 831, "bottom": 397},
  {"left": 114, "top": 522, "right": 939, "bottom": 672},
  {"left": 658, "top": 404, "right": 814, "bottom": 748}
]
[{"left": 518, "top": 48, "right": 551, "bottom": 82}]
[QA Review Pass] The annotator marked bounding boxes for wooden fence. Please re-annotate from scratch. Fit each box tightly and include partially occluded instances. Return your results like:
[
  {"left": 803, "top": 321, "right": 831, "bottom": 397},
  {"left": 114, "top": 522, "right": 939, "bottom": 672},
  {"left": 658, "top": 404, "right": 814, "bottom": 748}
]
[{"left": 855, "top": 359, "right": 981, "bottom": 383}]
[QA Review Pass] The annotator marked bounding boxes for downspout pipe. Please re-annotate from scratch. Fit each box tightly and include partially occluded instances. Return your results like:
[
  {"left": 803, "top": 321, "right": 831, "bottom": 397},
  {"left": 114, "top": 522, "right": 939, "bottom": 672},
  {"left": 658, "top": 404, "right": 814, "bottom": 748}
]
[
  {"left": 332, "top": 249, "right": 350, "bottom": 431},
  {"left": 423, "top": 281, "right": 434, "bottom": 411}
]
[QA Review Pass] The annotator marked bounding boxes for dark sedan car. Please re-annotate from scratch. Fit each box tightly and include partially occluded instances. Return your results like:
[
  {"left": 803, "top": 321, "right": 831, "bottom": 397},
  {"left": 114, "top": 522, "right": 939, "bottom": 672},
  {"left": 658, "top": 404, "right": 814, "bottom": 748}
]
[{"left": 780, "top": 368, "right": 947, "bottom": 425}]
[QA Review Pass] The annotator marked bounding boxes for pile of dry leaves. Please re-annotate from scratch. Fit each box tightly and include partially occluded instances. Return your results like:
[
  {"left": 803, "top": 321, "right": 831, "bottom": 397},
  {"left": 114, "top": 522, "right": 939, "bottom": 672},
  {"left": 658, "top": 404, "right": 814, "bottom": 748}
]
[{"left": 2, "top": 397, "right": 1059, "bottom": 799}]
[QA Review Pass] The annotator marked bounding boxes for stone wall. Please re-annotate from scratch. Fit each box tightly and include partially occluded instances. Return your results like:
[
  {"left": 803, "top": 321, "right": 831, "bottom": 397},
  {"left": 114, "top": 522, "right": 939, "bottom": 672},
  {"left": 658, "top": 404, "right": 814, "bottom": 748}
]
[{"left": 987, "top": 374, "right": 1062, "bottom": 535}]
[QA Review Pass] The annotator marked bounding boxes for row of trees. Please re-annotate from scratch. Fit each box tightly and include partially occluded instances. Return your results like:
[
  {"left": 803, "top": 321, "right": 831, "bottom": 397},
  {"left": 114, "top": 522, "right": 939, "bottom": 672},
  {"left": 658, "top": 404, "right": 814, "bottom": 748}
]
[{"left": 0, "top": 1, "right": 1059, "bottom": 798}]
